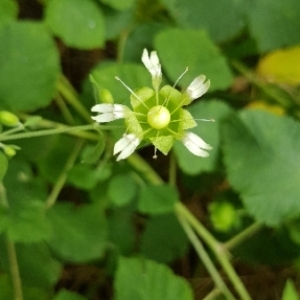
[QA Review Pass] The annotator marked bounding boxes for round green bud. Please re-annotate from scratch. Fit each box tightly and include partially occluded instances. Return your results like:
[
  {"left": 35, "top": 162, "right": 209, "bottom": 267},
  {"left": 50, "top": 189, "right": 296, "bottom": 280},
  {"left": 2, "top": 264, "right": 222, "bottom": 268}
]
[
  {"left": 147, "top": 105, "right": 171, "bottom": 129},
  {"left": 100, "top": 89, "right": 114, "bottom": 104},
  {"left": 0, "top": 111, "right": 19, "bottom": 127},
  {"left": 4, "top": 146, "right": 16, "bottom": 157},
  {"left": 209, "top": 201, "right": 236, "bottom": 232}
]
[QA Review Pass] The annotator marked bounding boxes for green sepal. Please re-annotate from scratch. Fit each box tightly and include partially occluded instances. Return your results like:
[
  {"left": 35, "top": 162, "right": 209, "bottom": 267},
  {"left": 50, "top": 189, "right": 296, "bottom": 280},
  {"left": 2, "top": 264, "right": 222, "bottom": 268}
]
[
  {"left": 179, "top": 109, "right": 197, "bottom": 131},
  {"left": 181, "top": 91, "right": 193, "bottom": 106},
  {"left": 159, "top": 85, "right": 182, "bottom": 108},
  {"left": 130, "top": 87, "right": 154, "bottom": 109},
  {"left": 126, "top": 115, "right": 143, "bottom": 135},
  {"left": 149, "top": 135, "right": 175, "bottom": 155}
]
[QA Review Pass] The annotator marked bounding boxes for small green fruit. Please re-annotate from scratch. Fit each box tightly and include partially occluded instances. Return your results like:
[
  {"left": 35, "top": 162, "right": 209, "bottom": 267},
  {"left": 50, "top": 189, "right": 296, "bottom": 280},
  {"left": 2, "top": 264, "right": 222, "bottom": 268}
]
[{"left": 147, "top": 105, "right": 171, "bottom": 129}]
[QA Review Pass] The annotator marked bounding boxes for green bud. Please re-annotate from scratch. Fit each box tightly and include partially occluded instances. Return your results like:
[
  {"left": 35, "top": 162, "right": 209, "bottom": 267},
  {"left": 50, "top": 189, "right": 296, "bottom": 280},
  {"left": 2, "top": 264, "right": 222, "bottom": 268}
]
[
  {"left": 4, "top": 146, "right": 17, "bottom": 157},
  {"left": 209, "top": 201, "right": 237, "bottom": 232},
  {"left": 0, "top": 111, "right": 19, "bottom": 127},
  {"left": 100, "top": 89, "right": 114, "bottom": 104}
]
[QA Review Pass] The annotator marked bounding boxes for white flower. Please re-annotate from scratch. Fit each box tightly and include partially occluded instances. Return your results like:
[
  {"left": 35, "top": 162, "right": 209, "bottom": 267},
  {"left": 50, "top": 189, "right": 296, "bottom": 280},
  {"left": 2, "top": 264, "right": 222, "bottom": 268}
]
[
  {"left": 142, "top": 49, "right": 162, "bottom": 90},
  {"left": 91, "top": 103, "right": 130, "bottom": 123},
  {"left": 182, "top": 132, "right": 212, "bottom": 157},
  {"left": 114, "top": 133, "right": 141, "bottom": 161},
  {"left": 186, "top": 75, "right": 210, "bottom": 101}
]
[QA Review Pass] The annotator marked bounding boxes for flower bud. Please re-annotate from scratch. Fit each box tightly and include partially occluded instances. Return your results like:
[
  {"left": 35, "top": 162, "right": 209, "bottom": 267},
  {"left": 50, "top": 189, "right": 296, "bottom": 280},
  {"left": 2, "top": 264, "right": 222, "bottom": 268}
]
[
  {"left": 3, "top": 146, "right": 17, "bottom": 157},
  {"left": 0, "top": 111, "right": 20, "bottom": 127},
  {"left": 100, "top": 89, "right": 114, "bottom": 104}
]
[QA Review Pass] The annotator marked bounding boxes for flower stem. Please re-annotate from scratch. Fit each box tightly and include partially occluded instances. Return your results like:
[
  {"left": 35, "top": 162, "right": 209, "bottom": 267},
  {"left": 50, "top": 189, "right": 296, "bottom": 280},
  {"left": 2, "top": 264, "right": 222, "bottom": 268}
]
[
  {"left": 177, "top": 214, "right": 237, "bottom": 300},
  {"left": 0, "top": 124, "right": 96, "bottom": 142},
  {"left": 175, "top": 202, "right": 252, "bottom": 300},
  {"left": 0, "top": 183, "right": 23, "bottom": 300},
  {"left": 225, "top": 222, "right": 262, "bottom": 250},
  {"left": 168, "top": 152, "right": 177, "bottom": 186},
  {"left": 57, "top": 74, "right": 92, "bottom": 123},
  {"left": 126, "top": 153, "right": 163, "bottom": 185},
  {"left": 45, "top": 139, "right": 84, "bottom": 209}
]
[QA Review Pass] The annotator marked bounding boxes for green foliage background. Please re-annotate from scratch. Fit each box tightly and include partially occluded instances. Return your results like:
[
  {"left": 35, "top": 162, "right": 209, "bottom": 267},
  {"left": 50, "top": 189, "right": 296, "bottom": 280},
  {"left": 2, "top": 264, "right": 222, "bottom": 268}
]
[{"left": 1, "top": 0, "right": 300, "bottom": 299}]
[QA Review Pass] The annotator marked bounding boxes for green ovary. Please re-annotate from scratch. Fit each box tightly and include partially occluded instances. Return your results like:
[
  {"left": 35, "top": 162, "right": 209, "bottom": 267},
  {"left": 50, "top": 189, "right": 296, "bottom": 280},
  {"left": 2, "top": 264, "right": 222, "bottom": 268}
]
[{"left": 147, "top": 105, "right": 171, "bottom": 129}]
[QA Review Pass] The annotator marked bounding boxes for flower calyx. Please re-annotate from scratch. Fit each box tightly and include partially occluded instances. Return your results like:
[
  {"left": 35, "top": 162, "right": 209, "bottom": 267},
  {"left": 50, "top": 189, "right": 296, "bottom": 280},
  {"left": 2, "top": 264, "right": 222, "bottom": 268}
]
[{"left": 91, "top": 48, "right": 213, "bottom": 161}]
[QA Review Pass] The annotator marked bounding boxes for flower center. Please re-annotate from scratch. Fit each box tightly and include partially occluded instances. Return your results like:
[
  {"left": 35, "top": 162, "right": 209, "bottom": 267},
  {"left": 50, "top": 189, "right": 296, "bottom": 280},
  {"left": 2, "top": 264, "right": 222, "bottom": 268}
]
[{"left": 147, "top": 105, "right": 171, "bottom": 129}]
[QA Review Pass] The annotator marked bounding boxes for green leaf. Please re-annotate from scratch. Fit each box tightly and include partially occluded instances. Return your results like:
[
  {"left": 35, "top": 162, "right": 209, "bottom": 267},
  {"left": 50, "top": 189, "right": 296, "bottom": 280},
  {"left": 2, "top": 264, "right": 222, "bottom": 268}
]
[
  {"left": 0, "top": 0, "right": 18, "bottom": 26},
  {"left": 124, "top": 23, "right": 166, "bottom": 62},
  {"left": 248, "top": 0, "right": 300, "bottom": 51},
  {"left": 99, "top": 0, "right": 135, "bottom": 10},
  {"left": 0, "top": 240, "right": 61, "bottom": 288},
  {"left": 67, "top": 164, "right": 100, "bottom": 190},
  {"left": 108, "top": 208, "right": 135, "bottom": 255},
  {"left": 155, "top": 29, "right": 233, "bottom": 91},
  {"left": 0, "top": 21, "right": 60, "bottom": 111},
  {"left": 174, "top": 100, "right": 233, "bottom": 175},
  {"left": 37, "top": 135, "right": 78, "bottom": 183},
  {"left": 114, "top": 257, "right": 193, "bottom": 300},
  {"left": 281, "top": 280, "right": 299, "bottom": 300},
  {"left": 138, "top": 184, "right": 178, "bottom": 214},
  {"left": 104, "top": 6, "right": 133, "bottom": 39},
  {"left": 222, "top": 110, "right": 300, "bottom": 226},
  {"left": 3, "top": 157, "right": 48, "bottom": 209},
  {"left": 54, "top": 289, "right": 88, "bottom": 300},
  {"left": 141, "top": 214, "right": 188, "bottom": 263},
  {"left": 6, "top": 201, "right": 52, "bottom": 243},
  {"left": 108, "top": 174, "right": 137, "bottom": 206},
  {"left": 47, "top": 203, "right": 107, "bottom": 263},
  {"left": 0, "top": 151, "right": 8, "bottom": 181},
  {"left": 161, "top": 0, "right": 246, "bottom": 42},
  {"left": 0, "top": 275, "right": 12, "bottom": 300},
  {"left": 91, "top": 63, "right": 150, "bottom": 107},
  {"left": 45, "top": 0, "right": 105, "bottom": 49},
  {"left": 82, "top": 140, "right": 105, "bottom": 164},
  {"left": 1, "top": 159, "right": 51, "bottom": 242}
]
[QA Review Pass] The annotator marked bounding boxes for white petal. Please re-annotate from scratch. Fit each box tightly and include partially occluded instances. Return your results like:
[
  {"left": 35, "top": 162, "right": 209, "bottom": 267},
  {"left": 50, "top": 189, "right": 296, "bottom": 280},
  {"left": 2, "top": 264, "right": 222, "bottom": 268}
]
[
  {"left": 141, "top": 48, "right": 161, "bottom": 78},
  {"left": 91, "top": 103, "right": 114, "bottom": 113},
  {"left": 185, "top": 132, "right": 212, "bottom": 150},
  {"left": 114, "top": 134, "right": 140, "bottom": 161},
  {"left": 184, "top": 141, "right": 210, "bottom": 157},
  {"left": 186, "top": 75, "right": 210, "bottom": 100},
  {"left": 182, "top": 132, "right": 212, "bottom": 157},
  {"left": 91, "top": 113, "right": 116, "bottom": 123}
]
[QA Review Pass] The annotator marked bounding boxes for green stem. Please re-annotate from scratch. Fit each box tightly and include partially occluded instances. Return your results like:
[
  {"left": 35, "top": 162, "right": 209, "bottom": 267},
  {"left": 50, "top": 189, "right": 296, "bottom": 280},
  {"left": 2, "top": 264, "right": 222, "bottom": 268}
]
[
  {"left": 225, "top": 222, "right": 262, "bottom": 250},
  {"left": 0, "top": 184, "right": 23, "bottom": 300},
  {"left": 169, "top": 152, "right": 177, "bottom": 186},
  {"left": 0, "top": 124, "right": 96, "bottom": 142},
  {"left": 123, "top": 151, "right": 253, "bottom": 300},
  {"left": 0, "top": 125, "right": 25, "bottom": 137},
  {"left": 177, "top": 214, "right": 236, "bottom": 300},
  {"left": 202, "top": 289, "right": 222, "bottom": 300},
  {"left": 175, "top": 202, "right": 252, "bottom": 300},
  {"left": 45, "top": 139, "right": 84, "bottom": 209},
  {"left": 126, "top": 153, "right": 163, "bottom": 185},
  {"left": 55, "top": 94, "right": 75, "bottom": 125},
  {"left": 57, "top": 75, "right": 92, "bottom": 123},
  {"left": 19, "top": 114, "right": 100, "bottom": 141}
]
